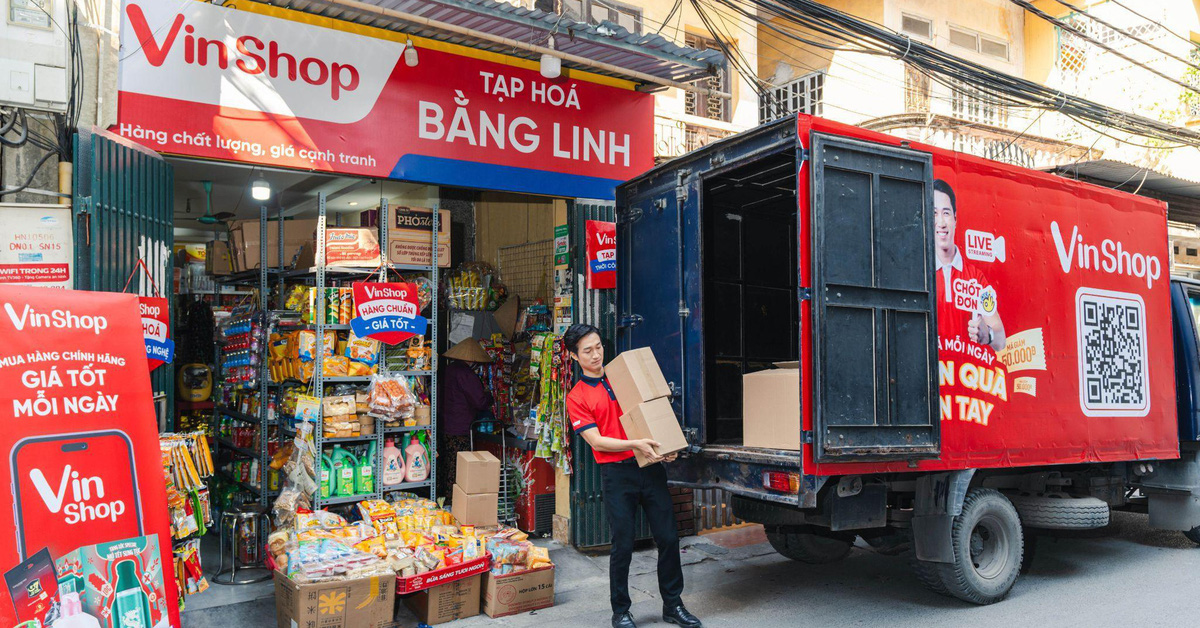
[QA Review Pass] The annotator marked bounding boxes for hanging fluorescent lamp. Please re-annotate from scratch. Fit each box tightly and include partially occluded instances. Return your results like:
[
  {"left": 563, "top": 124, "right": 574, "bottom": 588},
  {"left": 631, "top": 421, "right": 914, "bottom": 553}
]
[
  {"left": 540, "top": 38, "right": 561, "bottom": 79},
  {"left": 405, "top": 38, "right": 419, "bottom": 67},
  {"left": 251, "top": 175, "right": 271, "bottom": 201}
]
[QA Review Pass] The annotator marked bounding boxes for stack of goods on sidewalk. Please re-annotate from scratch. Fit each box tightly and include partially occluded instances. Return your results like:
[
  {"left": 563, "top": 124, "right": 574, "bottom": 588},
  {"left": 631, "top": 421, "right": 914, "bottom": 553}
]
[{"left": 160, "top": 432, "right": 214, "bottom": 604}]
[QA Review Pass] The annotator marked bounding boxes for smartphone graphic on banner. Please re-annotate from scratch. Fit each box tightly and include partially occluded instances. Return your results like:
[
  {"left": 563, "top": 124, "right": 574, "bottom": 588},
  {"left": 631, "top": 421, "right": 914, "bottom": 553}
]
[{"left": 10, "top": 431, "right": 144, "bottom": 560}]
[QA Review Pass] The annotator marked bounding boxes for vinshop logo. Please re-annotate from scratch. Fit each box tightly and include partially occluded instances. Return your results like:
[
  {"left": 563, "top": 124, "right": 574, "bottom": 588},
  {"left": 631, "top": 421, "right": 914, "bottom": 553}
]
[
  {"left": 119, "top": 0, "right": 400, "bottom": 123},
  {"left": 29, "top": 464, "right": 126, "bottom": 525}
]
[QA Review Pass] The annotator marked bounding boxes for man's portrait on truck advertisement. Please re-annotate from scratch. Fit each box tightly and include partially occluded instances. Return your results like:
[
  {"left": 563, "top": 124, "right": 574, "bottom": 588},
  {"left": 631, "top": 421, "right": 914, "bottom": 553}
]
[{"left": 934, "top": 179, "right": 1006, "bottom": 352}]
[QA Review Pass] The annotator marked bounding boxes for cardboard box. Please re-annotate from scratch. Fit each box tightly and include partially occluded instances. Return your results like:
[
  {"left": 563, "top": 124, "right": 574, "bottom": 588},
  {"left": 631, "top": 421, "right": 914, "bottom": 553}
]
[
  {"left": 481, "top": 566, "right": 555, "bottom": 618},
  {"left": 275, "top": 570, "right": 395, "bottom": 628},
  {"left": 619, "top": 397, "right": 688, "bottom": 467},
  {"left": 325, "top": 227, "right": 382, "bottom": 266},
  {"left": 606, "top": 348, "right": 672, "bottom": 410},
  {"left": 205, "top": 240, "right": 233, "bottom": 275},
  {"left": 743, "top": 364, "right": 801, "bottom": 450},
  {"left": 456, "top": 451, "right": 500, "bottom": 494},
  {"left": 388, "top": 206, "right": 451, "bottom": 268},
  {"left": 402, "top": 574, "right": 481, "bottom": 625},
  {"left": 452, "top": 484, "right": 499, "bottom": 527},
  {"left": 54, "top": 535, "right": 170, "bottom": 628},
  {"left": 230, "top": 218, "right": 317, "bottom": 271}
]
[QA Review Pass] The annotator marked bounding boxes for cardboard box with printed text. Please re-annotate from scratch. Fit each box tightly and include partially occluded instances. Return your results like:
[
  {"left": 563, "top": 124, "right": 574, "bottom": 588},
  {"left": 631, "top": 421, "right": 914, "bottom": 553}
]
[
  {"left": 481, "top": 565, "right": 555, "bottom": 618},
  {"left": 401, "top": 573, "right": 481, "bottom": 624},
  {"left": 274, "top": 570, "right": 395, "bottom": 628}
]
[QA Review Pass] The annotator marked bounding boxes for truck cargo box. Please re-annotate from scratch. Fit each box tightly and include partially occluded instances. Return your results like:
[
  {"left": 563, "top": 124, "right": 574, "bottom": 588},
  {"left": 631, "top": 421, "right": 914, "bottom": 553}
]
[{"left": 616, "top": 114, "right": 1177, "bottom": 492}]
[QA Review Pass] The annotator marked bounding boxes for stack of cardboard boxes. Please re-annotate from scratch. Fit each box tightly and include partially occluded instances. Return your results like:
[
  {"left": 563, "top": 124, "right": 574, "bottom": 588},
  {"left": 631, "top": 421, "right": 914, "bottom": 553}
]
[
  {"left": 606, "top": 348, "right": 689, "bottom": 466},
  {"left": 451, "top": 451, "right": 501, "bottom": 528}
]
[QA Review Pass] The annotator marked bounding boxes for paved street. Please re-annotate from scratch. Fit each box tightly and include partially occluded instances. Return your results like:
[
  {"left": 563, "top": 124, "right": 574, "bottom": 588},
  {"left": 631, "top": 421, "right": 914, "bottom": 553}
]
[{"left": 183, "top": 511, "right": 1199, "bottom": 627}]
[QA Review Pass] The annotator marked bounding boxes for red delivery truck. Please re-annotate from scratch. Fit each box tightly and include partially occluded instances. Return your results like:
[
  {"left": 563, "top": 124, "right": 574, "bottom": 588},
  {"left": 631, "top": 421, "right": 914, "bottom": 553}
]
[{"left": 615, "top": 114, "right": 1199, "bottom": 604}]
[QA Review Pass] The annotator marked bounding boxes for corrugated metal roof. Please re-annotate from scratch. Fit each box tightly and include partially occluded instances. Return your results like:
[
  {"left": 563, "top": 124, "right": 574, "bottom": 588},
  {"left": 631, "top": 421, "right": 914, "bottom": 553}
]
[
  {"left": 261, "top": 0, "right": 723, "bottom": 88},
  {"left": 1046, "top": 159, "right": 1200, "bottom": 198}
]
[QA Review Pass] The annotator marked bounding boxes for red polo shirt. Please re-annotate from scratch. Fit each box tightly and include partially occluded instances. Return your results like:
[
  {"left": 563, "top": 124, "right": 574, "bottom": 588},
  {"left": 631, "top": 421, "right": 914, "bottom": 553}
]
[
  {"left": 566, "top": 374, "right": 635, "bottom": 464},
  {"left": 937, "top": 248, "right": 994, "bottom": 348}
]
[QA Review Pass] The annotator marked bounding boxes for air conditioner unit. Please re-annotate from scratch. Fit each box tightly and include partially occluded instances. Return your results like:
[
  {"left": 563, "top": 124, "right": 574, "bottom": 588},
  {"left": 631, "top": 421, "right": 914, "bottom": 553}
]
[{"left": 0, "top": 0, "right": 69, "bottom": 113}]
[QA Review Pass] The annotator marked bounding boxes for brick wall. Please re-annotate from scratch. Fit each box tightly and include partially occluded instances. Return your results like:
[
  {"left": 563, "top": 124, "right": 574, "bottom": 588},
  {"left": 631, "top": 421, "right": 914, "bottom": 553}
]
[{"left": 670, "top": 487, "right": 695, "bottom": 537}]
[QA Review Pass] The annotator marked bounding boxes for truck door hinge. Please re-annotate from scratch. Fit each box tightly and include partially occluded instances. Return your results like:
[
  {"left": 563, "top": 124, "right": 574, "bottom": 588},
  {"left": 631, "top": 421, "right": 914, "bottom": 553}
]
[
  {"left": 798, "top": 287, "right": 813, "bottom": 301},
  {"left": 617, "top": 207, "right": 643, "bottom": 224},
  {"left": 801, "top": 430, "right": 814, "bottom": 445},
  {"left": 618, "top": 314, "right": 644, "bottom": 328},
  {"left": 678, "top": 302, "right": 690, "bottom": 318},
  {"left": 798, "top": 148, "right": 810, "bottom": 163}
]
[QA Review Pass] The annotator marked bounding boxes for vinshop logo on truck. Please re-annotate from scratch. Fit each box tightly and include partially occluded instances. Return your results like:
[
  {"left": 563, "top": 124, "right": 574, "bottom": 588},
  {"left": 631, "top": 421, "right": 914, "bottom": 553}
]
[{"left": 119, "top": 0, "right": 399, "bottom": 123}]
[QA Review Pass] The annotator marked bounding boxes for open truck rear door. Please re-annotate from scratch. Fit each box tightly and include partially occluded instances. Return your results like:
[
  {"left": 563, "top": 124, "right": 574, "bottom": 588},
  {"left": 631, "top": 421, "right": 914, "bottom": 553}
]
[{"left": 809, "top": 133, "right": 940, "bottom": 462}]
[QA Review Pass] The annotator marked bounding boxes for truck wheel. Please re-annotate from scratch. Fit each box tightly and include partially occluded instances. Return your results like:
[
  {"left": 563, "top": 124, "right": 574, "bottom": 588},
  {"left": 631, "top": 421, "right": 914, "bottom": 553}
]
[
  {"left": 766, "top": 526, "right": 854, "bottom": 564},
  {"left": 1185, "top": 526, "right": 1200, "bottom": 546},
  {"left": 911, "top": 559, "right": 949, "bottom": 596},
  {"left": 1008, "top": 493, "right": 1110, "bottom": 530},
  {"left": 936, "top": 489, "right": 1023, "bottom": 605}
]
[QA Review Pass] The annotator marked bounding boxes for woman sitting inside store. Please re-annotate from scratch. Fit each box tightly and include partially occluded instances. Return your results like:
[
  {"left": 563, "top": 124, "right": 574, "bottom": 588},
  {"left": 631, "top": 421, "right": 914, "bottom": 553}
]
[{"left": 437, "top": 338, "right": 495, "bottom": 497}]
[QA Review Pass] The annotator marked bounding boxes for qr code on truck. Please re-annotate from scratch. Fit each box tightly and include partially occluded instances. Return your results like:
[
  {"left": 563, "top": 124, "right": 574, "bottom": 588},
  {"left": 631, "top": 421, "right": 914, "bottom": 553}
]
[{"left": 1076, "top": 287, "right": 1149, "bottom": 417}]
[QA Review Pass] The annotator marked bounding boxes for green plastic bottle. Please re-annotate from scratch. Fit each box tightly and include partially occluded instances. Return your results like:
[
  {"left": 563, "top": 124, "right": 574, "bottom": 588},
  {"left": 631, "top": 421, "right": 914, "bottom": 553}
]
[
  {"left": 330, "top": 445, "right": 358, "bottom": 497},
  {"left": 320, "top": 454, "right": 334, "bottom": 498},
  {"left": 356, "top": 442, "right": 376, "bottom": 495},
  {"left": 113, "top": 559, "right": 151, "bottom": 628}
]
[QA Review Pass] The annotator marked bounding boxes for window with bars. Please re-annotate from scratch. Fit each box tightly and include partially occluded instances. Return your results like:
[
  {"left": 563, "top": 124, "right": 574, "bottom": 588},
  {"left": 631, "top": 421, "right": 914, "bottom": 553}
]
[
  {"left": 685, "top": 33, "right": 731, "bottom": 122},
  {"left": 947, "top": 78, "right": 1009, "bottom": 127},
  {"left": 904, "top": 63, "right": 930, "bottom": 113},
  {"left": 759, "top": 71, "right": 824, "bottom": 123},
  {"left": 560, "top": 0, "right": 642, "bottom": 34}
]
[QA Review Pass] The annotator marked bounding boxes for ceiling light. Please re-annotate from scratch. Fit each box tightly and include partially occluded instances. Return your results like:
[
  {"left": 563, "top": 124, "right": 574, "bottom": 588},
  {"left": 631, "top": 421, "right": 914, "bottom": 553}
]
[
  {"left": 540, "top": 38, "right": 560, "bottom": 79},
  {"left": 251, "top": 176, "right": 271, "bottom": 201},
  {"left": 349, "top": 202, "right": 359, "bottom": 206},
  {"left": 405, "top": 39, "right": 419, "bottom": 67}
]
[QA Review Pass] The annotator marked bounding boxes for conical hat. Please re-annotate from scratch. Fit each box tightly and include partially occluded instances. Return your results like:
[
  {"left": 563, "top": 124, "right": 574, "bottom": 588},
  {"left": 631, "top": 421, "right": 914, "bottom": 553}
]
[{"left": 444, "top": 338, "right": 492, "bottom": 363}]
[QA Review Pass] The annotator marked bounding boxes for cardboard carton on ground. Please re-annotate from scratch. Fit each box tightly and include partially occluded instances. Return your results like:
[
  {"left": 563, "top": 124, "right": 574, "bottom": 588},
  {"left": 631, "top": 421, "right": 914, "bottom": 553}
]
[
  {"left": 619, "top": 397, "right": 688, "bottom": 467},
  {"left": 401, "top": 573, "right": 481, "bottom": 624},
  {"left": 452, "top": 484, "right": 499, "bottom": 527},
  {"left": 482, "top": 565, "right": 555, "bottom": 618},
  {"left": 606, "top": 348, "right": 672, "bottom": 410},
  {"left": 743, "top": 363, "right": 800, "bottom": 451},
  {"left": 274, "top": 570, "right": 395, "bottom": 628},
  {"left": 457, "top": 451, "right": 501, "bottom": 494}
]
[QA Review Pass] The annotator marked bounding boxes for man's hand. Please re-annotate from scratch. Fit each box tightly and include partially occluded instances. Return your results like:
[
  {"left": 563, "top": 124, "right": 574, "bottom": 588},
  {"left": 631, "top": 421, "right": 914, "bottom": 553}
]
[
  {"left": 662, "top": 452, "right": 678, "bottom": 463},
  {"left": 632, "top": 438, "right": 662, "bottom": 463},
  {"left": 968, "top": 313, "right": 986, "bottom": 344}
]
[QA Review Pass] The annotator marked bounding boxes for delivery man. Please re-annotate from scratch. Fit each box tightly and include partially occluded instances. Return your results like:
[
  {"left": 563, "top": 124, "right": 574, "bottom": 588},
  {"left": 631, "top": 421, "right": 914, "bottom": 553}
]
[{"left": 563, "top": 324, "right": 703, "bottom": 628}]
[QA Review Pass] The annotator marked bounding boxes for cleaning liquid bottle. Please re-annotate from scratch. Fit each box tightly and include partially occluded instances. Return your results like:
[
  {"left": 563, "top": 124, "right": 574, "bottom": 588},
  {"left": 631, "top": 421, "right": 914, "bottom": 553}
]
[
  {"left": 320, "top": 454, "right": 334, "bottom": 499},
  {"left": 52, "top": 592, "right": 101, "bottom": 628},
  {"left": 330, "top": 446, "right": 358, "bottom": 497},
  {"left": 404, "top": 432, "right": 429, "bottom": 482},
  {"left": 113, "top": 559, "right": 151, "bottom": 628},
  {"left": 356, "top": 443, "right": 375, "bottom": 495},
  {"left": 381, "top": 438, "right": 405, "bottom": 487}
]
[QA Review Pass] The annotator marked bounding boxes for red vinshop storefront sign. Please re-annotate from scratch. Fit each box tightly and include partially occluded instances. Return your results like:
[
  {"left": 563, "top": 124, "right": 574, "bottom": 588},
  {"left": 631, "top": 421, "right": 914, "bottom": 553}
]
[{"left": 115, "top": 0, "right": 655, "bottom": 199}]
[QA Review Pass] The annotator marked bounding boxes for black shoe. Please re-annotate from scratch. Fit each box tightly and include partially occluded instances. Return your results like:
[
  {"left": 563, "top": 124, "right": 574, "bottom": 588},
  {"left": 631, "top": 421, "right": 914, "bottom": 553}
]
[
  {"left": 663, "top": 604, "right": 703, "bottom": 628},
  {"left": 612, "top": 611, "right": 637, "bottom": 628}
]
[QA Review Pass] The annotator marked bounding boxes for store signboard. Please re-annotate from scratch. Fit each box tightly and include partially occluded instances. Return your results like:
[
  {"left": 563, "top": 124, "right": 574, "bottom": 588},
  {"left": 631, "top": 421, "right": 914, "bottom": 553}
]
[
  {"left": 0, "top": 286, "right": 180, "bottom": 628},
  {"left": 0, "top": 204, "right": 73, "bottom": 289},
  {"left": 585, "top": 220, "right": 616, "bottom": 289},
  {"left": 139, "top": 296, "right": 173, "bottom": 371},
  {"left": 554, "top": 224, "right": 569, "bottom": 267},
  {"left": 114, "top": 0, "right": 654, "bottom": 200},
  {"left": 352, "top": 282, "right": 428, "bottom": 345}
]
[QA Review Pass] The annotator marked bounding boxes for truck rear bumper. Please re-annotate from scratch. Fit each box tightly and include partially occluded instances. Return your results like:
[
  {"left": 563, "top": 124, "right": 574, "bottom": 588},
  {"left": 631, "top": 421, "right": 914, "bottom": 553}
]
[{"left": 667, "top": 445, "right": 821, "bottom": 508}]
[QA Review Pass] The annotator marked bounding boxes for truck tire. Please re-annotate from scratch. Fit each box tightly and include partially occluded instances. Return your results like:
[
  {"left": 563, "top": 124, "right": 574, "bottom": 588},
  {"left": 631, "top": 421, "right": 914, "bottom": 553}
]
[
  {"left": 936, "top": 489, "right": 1023, "bottom": 605},
  {"left": 1008, "top": 493, "right": 1110, "bottom": 530},
  {"left": 911, "top": 559, "right": 950, "bottom": 596},
  {"left": 1185, "top": 526, "right": 1200, "bottom": 546},
  {"left": 766, "top": 527, "right": 854, "bottom": 564}
]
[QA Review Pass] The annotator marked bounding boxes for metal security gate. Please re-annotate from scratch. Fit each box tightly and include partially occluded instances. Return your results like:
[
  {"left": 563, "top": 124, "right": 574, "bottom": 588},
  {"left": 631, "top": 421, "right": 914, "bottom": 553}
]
[
  {"left": 569, "top": 199, "right": 653, "bottom": 550},
  {"left": 73, "top": 127, "right": 175, "bottom": 425}
]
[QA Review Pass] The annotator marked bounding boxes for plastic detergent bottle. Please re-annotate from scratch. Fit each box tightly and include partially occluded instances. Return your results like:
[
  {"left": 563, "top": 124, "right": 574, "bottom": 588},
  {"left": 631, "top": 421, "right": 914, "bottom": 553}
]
[
  {"left": 113, "top": 559, "right": 151, "bottom": 628},
  {"left": 381, "top": 438, "right": 405, "bottom": 487},
  {"left": 330, "top": 446, "right": 358, "bottom": 496},
  {"left": 404, "top": 433, "right": 429, "bottom": 482},
  {"left": 320, "top": 455, "right": 334, "bottom": 498},
  {"left": 52, "top": 592, "right": 101, "bottom": 628},
  {"left": 356, "top": 443, "right": 376, "bottom": 495}
]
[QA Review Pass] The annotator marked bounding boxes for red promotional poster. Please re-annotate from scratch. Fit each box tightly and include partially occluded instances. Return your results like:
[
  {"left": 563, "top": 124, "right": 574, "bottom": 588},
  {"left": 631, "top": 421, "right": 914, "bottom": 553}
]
[
  {"left": 114, "top": 0, "right": 654, "bottom": 200},
  {"left": 139, "top": 296, "right": 173, "bottom": 371},
  {"left": 794, "top": 116, "right": 1176, "bottom": 476},
  {"left": 351, "top": 282, "right": 428, "bottom": 345},
  {"left": 0, "top": 286, "right": 180, "bottom": 627},
  {"left": 586, "top": 220, "right": 617, "bottom": 290}
]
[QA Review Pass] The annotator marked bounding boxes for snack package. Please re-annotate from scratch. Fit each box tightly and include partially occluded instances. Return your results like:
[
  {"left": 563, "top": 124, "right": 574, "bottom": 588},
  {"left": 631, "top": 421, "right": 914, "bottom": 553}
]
[
  {"left": 358, "top": 500, "right": 400, "bottom": 537},
  {"left": 345, "top": 332, "right": 380, "bottom": 367}
]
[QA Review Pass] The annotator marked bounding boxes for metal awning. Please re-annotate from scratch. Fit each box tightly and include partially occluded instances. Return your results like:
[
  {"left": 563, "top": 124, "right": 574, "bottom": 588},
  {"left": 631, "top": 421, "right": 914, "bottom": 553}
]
[
  {"left": 1045, "top": 159, "right": 1200, "bottom": 224},
  {"left": 261, "top": 0, "right": 724, "bottom": 91}
]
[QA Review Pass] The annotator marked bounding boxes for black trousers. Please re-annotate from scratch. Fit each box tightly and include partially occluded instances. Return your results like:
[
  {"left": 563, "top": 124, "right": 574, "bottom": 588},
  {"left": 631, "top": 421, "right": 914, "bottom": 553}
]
[{"left": 600, "top": 460, "right": 684, "bottom": 615}]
